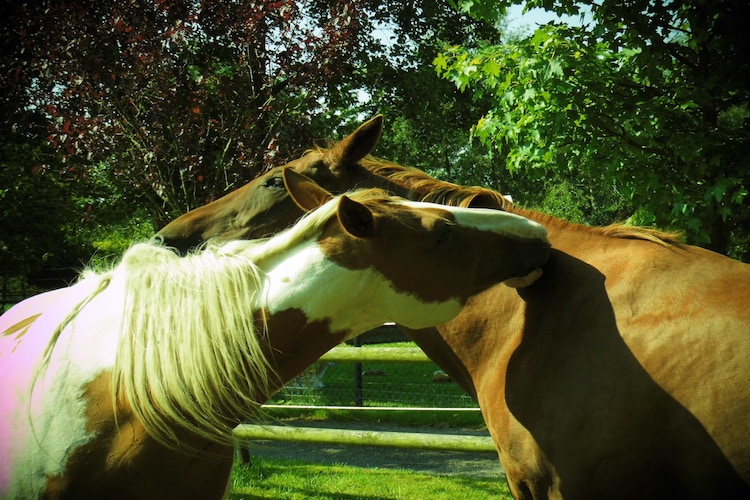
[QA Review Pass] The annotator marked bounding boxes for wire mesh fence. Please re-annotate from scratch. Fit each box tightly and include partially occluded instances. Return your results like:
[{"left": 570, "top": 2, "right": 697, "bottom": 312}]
[
  {"left": 272, "top": 360, "right": 476, "bottom": 408},
  {"left": 269, "top": 330, "right": 478, "bottom": 409}
]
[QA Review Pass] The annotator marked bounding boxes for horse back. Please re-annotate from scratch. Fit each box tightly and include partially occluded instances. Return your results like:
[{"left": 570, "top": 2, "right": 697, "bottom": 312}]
[{"left": 604, "top": 243, "right": 750, "bottom": 484}]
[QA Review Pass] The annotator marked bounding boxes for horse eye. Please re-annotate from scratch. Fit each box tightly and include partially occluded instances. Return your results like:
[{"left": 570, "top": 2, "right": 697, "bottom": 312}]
[{"left": 263, "top": 176, "right": 285, "bottom": 189}]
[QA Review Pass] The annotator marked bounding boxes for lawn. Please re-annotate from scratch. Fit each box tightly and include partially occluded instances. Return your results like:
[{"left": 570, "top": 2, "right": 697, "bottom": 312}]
[
  {"left": 231, "top": 341, "right": 511, "bottom": 498},
  {"left": 229, "top": 457, "right": 513, "bottom": 500}
]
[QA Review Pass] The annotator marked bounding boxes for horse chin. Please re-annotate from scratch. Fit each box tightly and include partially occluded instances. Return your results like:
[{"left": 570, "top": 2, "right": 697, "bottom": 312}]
[{"left": 502, "top": 268, "right": 543, "bottom": 288}]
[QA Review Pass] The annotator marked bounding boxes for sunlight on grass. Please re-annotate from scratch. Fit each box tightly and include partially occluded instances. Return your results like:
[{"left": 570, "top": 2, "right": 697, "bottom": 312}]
[{"left": 229, "top": 458, "right": 512, "bottom": 500}]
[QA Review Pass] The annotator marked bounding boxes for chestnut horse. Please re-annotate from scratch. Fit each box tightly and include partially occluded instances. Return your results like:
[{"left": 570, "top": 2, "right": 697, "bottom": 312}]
[
  {"left": 157, "top": 116, "right": 750, "bottom": 499},
  {"left": 0, "top": 170, "right": 550, "bottom": 499}
]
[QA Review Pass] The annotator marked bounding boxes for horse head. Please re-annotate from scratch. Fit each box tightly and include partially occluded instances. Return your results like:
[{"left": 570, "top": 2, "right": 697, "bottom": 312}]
[
  {"left": 157, "top": 115, "right": 516, "bottom": 253},
  {"left": 156, "top": 116, "right": 395, "bottom": 253},
  {"left": 271, "top": 168, "right": 551, "bottom": 336}
]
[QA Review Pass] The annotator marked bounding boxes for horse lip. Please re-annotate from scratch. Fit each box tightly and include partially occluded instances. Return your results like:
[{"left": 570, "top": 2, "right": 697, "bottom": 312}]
[
  {"left": 502, "top": 267, "right": 544, "bottom": 288},
  {"left": 501, "top": 242, "right": 550, "bottom": 288}
]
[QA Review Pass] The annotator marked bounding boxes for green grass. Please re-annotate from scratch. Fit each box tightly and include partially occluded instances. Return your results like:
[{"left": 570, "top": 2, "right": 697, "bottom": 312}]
[
  {"left": 229, "top": 458, "right": 512, "bottom": 500},
  {"left": 235, "top": 342, "right": 505, "bottom": 498}
]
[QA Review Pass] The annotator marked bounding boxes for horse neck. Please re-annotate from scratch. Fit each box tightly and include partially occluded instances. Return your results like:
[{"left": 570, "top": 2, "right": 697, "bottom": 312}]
[
  {"left": 262, "top": 241, "right": 397, "bottom": 336},
  {"left": 255, "top": 237, "right": 402, "bottom": 397},
  {"left": 261, "top": 308, "right": 349, "bottom": 391}
]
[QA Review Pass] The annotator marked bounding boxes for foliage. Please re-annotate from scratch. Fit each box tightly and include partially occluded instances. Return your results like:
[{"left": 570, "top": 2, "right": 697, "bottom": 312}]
[
  {"left": 437, "top": 0, "right": 750, "bottom": 258},
  {"left": 1, "top": 0, "right": 509, "bottom": 284},
  {"left": 4, "top": 0, "right": 369, "bottom": 226},
  {"left": 230, "top": 457, "right": 512, "bottom": 499},
  {"left": 1, "top": 0, "right": 512, "bottom": 288},
  {"left": 310, "top": 1, "right": 504, "bottom": 190},
  {"left": 0, "top": 111, "right": 92, "bottom": 277},
  {"left": 0, "top": 105, "right": 151, "bottom": 279},
  {"left": 71, "top": 163, "right": 155, "bottom": 270}
]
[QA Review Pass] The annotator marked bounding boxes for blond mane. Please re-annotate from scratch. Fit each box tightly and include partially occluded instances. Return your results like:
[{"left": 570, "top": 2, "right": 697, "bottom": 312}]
[{"left": 38, "top": 192, "right": 361, "bottom": 450}]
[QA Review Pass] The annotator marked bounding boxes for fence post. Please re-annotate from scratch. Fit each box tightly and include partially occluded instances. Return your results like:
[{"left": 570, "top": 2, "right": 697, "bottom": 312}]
[{"left": 353, "top": 336, "right": 363, "bottom": 406}]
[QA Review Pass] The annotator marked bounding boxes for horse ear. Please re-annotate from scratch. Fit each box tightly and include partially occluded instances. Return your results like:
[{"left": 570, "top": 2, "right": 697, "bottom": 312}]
[
  {"left": 337, "top": 196, "right": 376, "bottom": 238},
  {"left": 332, "top": 115, "right": 383, "bottom": 165},
  {"left": 283, "top": 167, "right": 333, "bottom": 211}
]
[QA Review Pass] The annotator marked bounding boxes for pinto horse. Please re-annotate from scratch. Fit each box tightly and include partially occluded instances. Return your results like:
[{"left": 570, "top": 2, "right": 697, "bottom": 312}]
[
  {"left": 0, "top": 170, "right": 550, "bottom": 499},
  {"left": 158, "top": 116, "right": 750, "bottom": 499}
]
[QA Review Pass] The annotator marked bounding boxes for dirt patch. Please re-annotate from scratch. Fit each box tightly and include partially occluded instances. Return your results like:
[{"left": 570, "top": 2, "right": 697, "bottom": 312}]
[{"left": 241, "top": 419, "right": 505, "bottom": 479}]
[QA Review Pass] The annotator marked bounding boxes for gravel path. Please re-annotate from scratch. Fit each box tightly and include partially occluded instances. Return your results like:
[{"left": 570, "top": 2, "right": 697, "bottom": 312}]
[{"left": 242, "top": 419, "right": 506, "bottom": 480}]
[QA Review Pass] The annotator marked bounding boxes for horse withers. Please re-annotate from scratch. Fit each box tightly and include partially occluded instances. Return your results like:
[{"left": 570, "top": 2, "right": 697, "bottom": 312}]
[{"left": 0, "top": 169, "right": 549, "bottom": 499}]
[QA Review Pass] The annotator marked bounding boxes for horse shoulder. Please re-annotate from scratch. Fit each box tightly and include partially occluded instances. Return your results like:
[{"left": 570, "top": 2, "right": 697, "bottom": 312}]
[
  {"left": 43, "top": 369, "right": 233, "bottom": 499},
  {"left": 487, "top": 239, "right": 750, "bottom": 496}
]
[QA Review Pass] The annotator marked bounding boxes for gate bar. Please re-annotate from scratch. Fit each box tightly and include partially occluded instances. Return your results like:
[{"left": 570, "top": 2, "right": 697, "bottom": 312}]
[{"left": 233, "top": 424, "right": 498, "bottom": 453}]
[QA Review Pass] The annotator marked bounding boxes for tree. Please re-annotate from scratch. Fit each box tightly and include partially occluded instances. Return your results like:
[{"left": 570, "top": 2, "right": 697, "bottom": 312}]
[
  {"left": 4, "top": 0, "right": 368, "bottom": 226},
  {"left": 0, "top": 113, "right": 92, "bottom": 279},
  {"left": 312, "top": 1, "right": 510, "bottom": 191},
  {"left": 437, "top": 0, "right": 750, "bottom": 259},
  {"left": 2, "top": 0, "right": 512, "bottom": 280}
]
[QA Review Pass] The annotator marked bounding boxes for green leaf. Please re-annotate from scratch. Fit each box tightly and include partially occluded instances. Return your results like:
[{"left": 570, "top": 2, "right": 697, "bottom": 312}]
[
  {"left": 731, "top": 188, "right": 748, "bottom": 204},
  {"left": 719, "top": 206, "right": 732, "bottom": 222},
  {"left": 547, "top": 59, "right": 563, "bottom": 78},
  {"left": 482, "top": 59, "right": 501, "bottom": 78},
  {"left": 433, "top": 52, "right": 448, "bottom": 72}
]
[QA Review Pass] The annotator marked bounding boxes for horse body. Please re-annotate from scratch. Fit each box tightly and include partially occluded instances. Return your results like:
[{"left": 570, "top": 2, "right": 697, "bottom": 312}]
[
  {"left": 0, "top": 276, "right": 313, "bottom": 498},
  {"left": 0, "top": 278, "right": 126, "bottom": 497},
  {"left": 1, "top": 173, "right": 549, "bottom": 499},
  {"left": 156, "top": 115, "right": 749, "bottom": 498},
  {"left": 429, "top": 220, "right": 750, "bottom": 499},
  {"left": 0, "top": 260, "right": 240, "bottom": 498}
]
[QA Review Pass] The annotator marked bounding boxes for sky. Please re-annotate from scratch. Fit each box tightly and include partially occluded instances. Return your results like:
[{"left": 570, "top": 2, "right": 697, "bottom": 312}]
[{"left": 506, "top": 3, "right": 590, "bottom": 32}]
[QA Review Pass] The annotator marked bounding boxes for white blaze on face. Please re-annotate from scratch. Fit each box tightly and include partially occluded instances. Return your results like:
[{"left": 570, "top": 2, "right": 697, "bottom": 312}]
[
  {"left": 399, "top": 201, "right": 549, "bottom": 243},
  {"left": 262, "top": 241, "right": 463, "bottom": 338}
]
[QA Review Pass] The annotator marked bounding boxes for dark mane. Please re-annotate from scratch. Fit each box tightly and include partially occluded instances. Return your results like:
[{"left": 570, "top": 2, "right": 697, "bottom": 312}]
[
  {"left": 365, "top": 157, "right": 514, "bottom": 210},
  {"left": 511, "top": 206, "right": 684, "bottom": 246},
  {"left": 348, "top": 153, "right": 683, "bottom": 247},
  {"left": 306, "top": 146, "right": 512, "bottom": 210}
]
